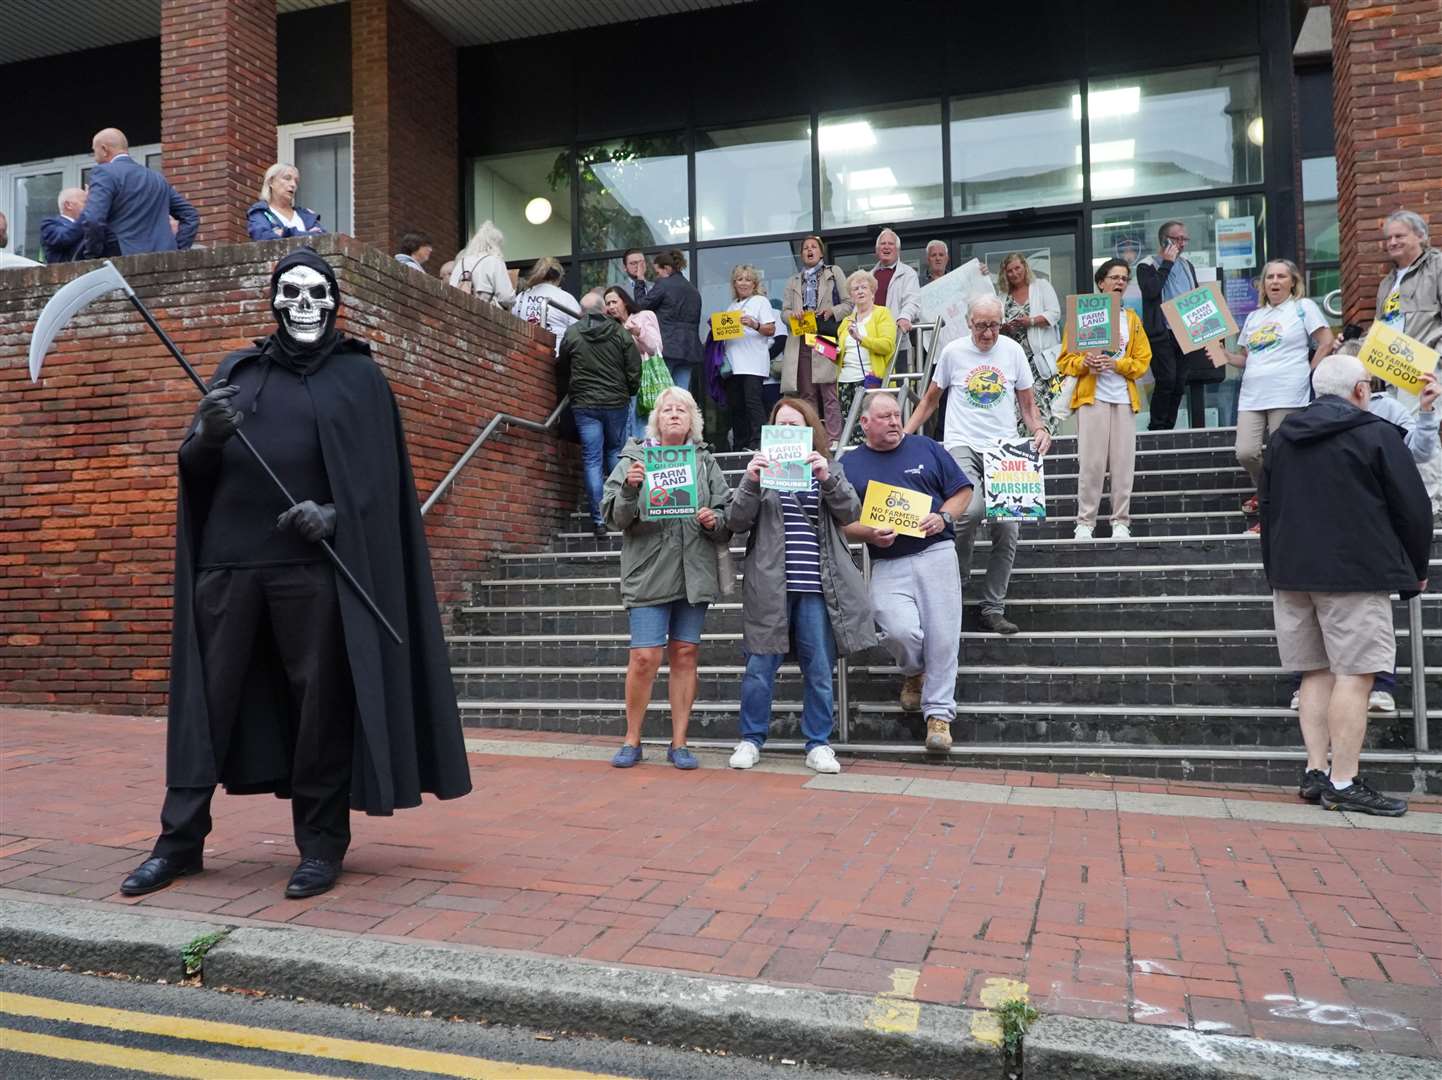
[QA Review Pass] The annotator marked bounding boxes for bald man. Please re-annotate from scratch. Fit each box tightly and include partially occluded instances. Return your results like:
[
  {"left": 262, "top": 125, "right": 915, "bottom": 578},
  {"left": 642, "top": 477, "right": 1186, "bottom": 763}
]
[{"left": 52, "top": 128, "right": 199, "bottom": 256}]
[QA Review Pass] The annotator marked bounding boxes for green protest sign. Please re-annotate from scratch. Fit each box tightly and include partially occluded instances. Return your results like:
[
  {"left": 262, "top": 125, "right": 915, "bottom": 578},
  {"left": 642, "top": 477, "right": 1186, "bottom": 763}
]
[
  {"left": 1162, "top": 282, "right": 1238, "bottom": 354},
  {"left": 642, "top": 445, "right": 699, "bottom": 520},
  {"left": 759, "top": 425, "right": 812, "bottom": 493},
  {"left": 1063, "top": 292, "right": 1120, "bottom": 353}
]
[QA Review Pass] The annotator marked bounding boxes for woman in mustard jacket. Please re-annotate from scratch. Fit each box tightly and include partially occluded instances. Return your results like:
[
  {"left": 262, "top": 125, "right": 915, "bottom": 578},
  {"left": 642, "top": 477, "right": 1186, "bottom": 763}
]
[
  {"left": 834, "top": 270, "right": 898, "bottom": 438},
  {"left": 1057, "top": 258, "right": 1152, "bottom": 540}
]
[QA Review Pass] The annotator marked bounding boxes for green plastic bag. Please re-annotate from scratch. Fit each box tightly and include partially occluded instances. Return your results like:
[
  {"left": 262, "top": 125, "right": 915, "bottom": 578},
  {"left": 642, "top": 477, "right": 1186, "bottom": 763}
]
[{"left": 637, "top": 353, "right": 673, "bottom": 415}]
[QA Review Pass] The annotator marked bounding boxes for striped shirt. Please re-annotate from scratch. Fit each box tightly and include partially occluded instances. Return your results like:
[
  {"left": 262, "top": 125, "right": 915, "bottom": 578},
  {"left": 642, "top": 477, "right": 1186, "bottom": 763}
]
[{"left": 782, "top": 487, "right": 823, "bottom": 594}]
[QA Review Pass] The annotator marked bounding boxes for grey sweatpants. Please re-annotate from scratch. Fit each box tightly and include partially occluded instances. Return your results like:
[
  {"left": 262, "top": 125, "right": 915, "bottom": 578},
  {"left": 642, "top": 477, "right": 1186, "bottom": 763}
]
[
  {"left": 948, "top": 443, "right": 1018, "bottom": 615},
  {"left": 869, "top": 542, "right": 963, "bottom": 721}
]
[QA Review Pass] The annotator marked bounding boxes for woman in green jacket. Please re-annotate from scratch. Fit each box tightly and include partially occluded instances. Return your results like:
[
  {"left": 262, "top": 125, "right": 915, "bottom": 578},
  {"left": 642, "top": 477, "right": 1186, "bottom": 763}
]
[{"left": 602, "top": 387, "right": 733, "bottom": 770}]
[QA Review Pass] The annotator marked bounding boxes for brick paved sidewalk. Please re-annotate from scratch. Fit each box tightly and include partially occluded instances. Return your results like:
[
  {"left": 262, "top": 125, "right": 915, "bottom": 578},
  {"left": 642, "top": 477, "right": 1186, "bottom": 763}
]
[{"left": 2, "top": 707, "right": 1438, "bottom": 1059}]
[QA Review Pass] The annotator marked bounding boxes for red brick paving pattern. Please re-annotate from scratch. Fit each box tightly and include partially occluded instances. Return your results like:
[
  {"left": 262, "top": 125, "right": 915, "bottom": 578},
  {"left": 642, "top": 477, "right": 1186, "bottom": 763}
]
[{"left": 2, "top": 708, "right": 1438, "bottom": 1058}]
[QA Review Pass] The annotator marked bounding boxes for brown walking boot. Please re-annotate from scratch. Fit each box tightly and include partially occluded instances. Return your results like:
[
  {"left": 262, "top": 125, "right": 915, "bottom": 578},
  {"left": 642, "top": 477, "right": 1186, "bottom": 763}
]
[
  {"left": 925, "top": 717, "right": 953, "bottom": 753},
  {"left": 899, "top": 672, "right": 924, "bottom": 712}
]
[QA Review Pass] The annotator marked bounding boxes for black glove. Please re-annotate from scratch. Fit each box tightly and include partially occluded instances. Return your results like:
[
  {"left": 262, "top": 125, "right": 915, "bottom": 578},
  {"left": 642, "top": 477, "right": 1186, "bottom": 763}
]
[
  {"left": 196, "top": 378, "right": 243, "bottom": 446},
  {"left": 276, "top": 501, "right": 337, "bottom": 543}
]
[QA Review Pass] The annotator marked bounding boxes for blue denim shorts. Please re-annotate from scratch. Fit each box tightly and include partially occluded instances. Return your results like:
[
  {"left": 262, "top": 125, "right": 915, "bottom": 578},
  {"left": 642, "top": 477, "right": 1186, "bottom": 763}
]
[{"left": 628, "top": 599, "right": 709, "bottom": 649}]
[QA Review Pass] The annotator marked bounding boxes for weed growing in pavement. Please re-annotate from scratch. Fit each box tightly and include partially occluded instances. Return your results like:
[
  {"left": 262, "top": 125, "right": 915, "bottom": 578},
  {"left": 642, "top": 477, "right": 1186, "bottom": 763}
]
[
  {"left": 994, "top": 997, "right": 1040, "bottom": 1055},
  {"left": 181, "top": 929, "right": 229, "bottom": 976}
]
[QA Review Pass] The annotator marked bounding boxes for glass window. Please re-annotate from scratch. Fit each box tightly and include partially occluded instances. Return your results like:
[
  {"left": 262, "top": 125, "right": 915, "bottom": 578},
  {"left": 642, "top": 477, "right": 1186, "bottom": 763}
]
[
  {"left": 695, "top": 120, "right": 812, "bottom": 240},
  {"left": 1307, "top": 267, "right": 1342, "bottom": 326},
  {"left": 576, "top": 135, "right": 689, "bottom": 253},
  {"left": 820, "top": 103, "right": 943, "bottom": 228},
  {"left": 469, "top": 148, "right": 573, "bottom": 262},
  {"left": 578, "top": 256, "right": 633, "bottom": 297},
  {"left": 1087, "top": 59, "right": 1263, "bottom": 200},
  {"left": 951, "top": 84, "right": 1082, "bottom": 214},
  {"left": 1301, "top": 155, "right": 1338, "bottom": 263},
  {"left": 11, "top": 170, "right": 63, "bottom": 260},
  {"left": 293, "top": 132, "right": 352, "bottom": 237},
  {"left": 694, "top": 241, "right": 800, "bottom": 333}
]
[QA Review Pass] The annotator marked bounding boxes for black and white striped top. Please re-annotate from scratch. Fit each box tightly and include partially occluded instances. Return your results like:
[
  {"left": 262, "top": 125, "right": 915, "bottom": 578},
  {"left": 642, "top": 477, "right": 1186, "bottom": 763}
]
[{"left": 782, "top": 487, "right": 823, "bottom": 594}]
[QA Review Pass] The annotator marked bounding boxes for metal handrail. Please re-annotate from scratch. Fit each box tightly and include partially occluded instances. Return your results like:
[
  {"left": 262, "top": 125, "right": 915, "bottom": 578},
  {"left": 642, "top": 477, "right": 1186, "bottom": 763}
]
[
  {"left": 835, "top": 321, "right": 939, "bottom": 453},
  {"left": 1409, "top": 595, "right": 1429, "bottom": 750},
  {"left": 421, "top": 395, "right": 570, "bottom": 516},
  {"left": 1323, "top": 288, "right": 1344, "bottom": 320}
]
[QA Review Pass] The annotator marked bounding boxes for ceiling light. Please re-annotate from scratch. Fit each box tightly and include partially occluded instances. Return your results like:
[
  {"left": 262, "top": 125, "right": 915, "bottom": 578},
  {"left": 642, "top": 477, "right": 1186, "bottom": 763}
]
[
  {"left": 865, "top": 193, "right": 913, "bottom": 210},
  {"left": 1247, "top": 117, "right": 1265, "bottom": 146},
  {"left": 1078, "top": 139, "right": 1135, "bottom": 165},
  {"left": 847, "top": 167, "right": 899, "bottom": 190},
  {"left": 1089, "top": 168, "right": 1136, "bottom": 194},
  {"left": 1073, "top": 87, "right": 1141, "bottom": 121},
  {"left": 819, "top": 121, "right": 876, "bottom": 154},
  {"left": 524, "top": 197, "right": 552, "bottom": 225}
]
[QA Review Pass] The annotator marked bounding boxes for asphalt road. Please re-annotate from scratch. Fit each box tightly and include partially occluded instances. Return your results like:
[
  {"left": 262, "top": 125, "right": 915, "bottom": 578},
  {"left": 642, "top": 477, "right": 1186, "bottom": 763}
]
[{"left": 0, "top": 962, "right": 881, "bottom": 1079}]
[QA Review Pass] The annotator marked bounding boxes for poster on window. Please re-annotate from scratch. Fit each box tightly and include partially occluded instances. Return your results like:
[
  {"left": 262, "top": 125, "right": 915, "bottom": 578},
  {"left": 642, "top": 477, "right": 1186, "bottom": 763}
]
[
  {"left": 1215, "top": 216, "right": 1257, "bottom": 270},
  {"left": 983, "top": 441, "right": 1046, "bottom": 521}
]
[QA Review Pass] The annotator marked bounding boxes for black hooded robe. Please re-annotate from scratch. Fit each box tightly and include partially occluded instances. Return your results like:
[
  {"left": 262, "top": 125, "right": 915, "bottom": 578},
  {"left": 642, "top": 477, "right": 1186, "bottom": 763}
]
[{"left": 164, "top": 249, "right": 471, "bottom": 815}]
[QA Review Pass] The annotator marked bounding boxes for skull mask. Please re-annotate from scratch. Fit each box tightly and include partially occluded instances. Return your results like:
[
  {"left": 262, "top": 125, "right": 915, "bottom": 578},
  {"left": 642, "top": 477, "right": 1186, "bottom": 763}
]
[{"left": 273, "top": 265, "right": 336, "bottom": 345}]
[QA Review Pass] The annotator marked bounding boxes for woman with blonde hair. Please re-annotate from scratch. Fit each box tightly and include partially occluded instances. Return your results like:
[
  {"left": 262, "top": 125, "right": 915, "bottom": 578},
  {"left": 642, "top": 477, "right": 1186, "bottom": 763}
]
[
  {"left": 997, "top": 252, "right": 1063, "bottom": 434},
  {"left": 602, "top": 387, "right": 732, "bottom": 771},
  {"left": 834, "top": 269, "right": 898, "bottom": 434},
  {"left": 1220, "top": 257, "right": 1334, "bottom": 533},
  {"left": 511, "top": 256, "right": 581, "bottom": 351},
  {"left": 448, "top": 220, "right": 516, "bottom": 308},
  {"left": 726, "top": 397, "right": 875, "bottom": 774},
  {"left": 247, "top": 163, "right": 324, "bottom": 240},
  {"left": 719, "top": 264, "right": 777, "bottom": 452}
]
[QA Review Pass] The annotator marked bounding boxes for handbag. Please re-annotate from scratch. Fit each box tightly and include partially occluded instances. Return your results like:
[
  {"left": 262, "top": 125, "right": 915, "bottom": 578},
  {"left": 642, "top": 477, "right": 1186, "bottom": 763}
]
[
  {"left": 1051, "top": 374, "right": 1080, "bottom": 421},
  {"left": 1035, "top": 342, "right": 1063, "bottom": 379},
  {"left": 813, "top": 270, "right": 845, "bottom": 339},
  {"left": 637, "top": 353, "right": 673, "bottom": 415}
]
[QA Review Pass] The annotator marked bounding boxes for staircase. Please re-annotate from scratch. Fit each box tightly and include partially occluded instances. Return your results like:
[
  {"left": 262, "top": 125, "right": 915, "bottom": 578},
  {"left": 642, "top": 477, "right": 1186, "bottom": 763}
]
[{"left": 449, "top": 425, "right": 1442, "bottom": 791}]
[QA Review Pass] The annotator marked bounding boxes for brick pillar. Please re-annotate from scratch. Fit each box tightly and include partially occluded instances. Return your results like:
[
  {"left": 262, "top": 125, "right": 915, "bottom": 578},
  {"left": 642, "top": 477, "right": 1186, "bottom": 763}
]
[
  {"left": 1330, "top": 0, "right": 1442, "bottom": 323},
  {"left": 160, "top": 0, "right": 277, "bottom": 247},
  {"left": 351, "top": 0, "right": 459, "bottom": 264}
]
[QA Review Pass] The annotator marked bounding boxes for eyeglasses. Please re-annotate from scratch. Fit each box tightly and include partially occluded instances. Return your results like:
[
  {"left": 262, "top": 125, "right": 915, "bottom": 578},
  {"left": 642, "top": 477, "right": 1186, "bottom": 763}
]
[{"left": 971, "top": 322, "right": 1002, "bottom": 333}]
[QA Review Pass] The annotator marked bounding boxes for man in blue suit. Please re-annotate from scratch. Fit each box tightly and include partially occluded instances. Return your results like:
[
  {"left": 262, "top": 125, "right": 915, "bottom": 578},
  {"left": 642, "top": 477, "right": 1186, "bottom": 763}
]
[
  {"left": 62, "top": 128, "right": 200, "bottom": 256},
  {"left": 40, "top": 187, "right": 102, "bottom": 263}
]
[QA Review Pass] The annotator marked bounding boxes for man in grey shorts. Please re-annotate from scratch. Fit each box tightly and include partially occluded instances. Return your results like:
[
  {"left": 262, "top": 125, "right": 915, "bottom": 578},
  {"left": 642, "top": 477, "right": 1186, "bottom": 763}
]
[{"left": 1261, "top": 354, "right": 1433, "bottom": 816}]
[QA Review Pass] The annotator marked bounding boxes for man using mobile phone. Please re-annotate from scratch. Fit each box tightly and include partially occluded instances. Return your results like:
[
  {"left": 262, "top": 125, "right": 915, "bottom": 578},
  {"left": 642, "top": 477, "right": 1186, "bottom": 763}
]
[{"left": 1136, "top": 220, "right": 1200, "bottom": 430}]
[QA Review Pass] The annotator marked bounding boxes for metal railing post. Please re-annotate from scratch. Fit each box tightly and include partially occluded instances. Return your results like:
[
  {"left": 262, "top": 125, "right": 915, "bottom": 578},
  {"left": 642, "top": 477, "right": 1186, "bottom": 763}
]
[
  {"left": 1409, "top": 595, "right": 1429, "bottom": 751},
  {"left": 421, "top": 395, "right": 570, "bottom": 516},
  {"left": 836, "top": 659, "right": 850, "bottom": 744}
]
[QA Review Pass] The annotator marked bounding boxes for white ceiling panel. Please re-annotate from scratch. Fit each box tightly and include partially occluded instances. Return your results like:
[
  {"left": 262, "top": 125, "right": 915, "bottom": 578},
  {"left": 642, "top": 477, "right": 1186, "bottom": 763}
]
[{"left": 0, "top": 0, "right": 756, "bottom": 65}]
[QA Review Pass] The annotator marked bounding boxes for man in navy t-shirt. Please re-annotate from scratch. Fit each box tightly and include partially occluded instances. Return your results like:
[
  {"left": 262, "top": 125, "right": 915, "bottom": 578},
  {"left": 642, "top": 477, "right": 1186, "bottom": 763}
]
[{"left": 842, "top": 393, "right": 973, "bottom": 752}]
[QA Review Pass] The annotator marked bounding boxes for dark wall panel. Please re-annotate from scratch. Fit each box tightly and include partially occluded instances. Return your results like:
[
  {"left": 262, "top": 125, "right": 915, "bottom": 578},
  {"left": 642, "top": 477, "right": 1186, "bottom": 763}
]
[
  {"left": 1296, "top": 68, "right": 1335, "bottom": 158},
  {"left": 278, "top": 4, "right": 353, "bottom": 124}
]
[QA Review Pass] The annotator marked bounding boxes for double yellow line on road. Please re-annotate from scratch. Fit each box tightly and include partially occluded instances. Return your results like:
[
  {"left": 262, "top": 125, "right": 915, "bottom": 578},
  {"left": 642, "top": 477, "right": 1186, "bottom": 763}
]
[{"left": 0, "top": 991, "right": 628, "bottom": 1079}]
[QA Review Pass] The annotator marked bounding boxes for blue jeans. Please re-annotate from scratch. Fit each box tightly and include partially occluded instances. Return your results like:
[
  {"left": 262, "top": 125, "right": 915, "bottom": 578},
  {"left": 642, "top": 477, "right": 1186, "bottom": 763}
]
[
  {"left": 574, "top": 406, "right": 629, "bottom": 525},
  {"left": 668, "top": 360, "right": 692, "bottom": 393},
  {"left": 739, "top": 592, "right": 837, "bottom": 751}
]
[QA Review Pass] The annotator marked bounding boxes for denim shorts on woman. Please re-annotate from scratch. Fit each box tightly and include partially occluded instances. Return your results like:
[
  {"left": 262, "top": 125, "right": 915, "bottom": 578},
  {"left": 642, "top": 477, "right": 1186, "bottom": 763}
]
[{"left": 628, "top": 599, "right": 709, "bottom": 649}]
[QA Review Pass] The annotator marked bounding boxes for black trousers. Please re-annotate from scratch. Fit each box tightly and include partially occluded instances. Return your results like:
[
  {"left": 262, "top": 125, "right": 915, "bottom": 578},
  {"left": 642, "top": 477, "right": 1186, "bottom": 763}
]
[
  {"left": 154, "top": 563, "right": 355, "bottom": 863},
  {"left": 1147, "top": 338, "right": 1188, "bottom": 431},
  {"left": 726, "top": 374, "right": 766, "bottom": 452}
]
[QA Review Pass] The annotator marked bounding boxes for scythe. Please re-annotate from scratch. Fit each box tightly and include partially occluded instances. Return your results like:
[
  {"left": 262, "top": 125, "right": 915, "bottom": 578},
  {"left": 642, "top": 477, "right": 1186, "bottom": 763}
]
[{"left": 27, "top": 260, "right": 404, "bottom": 645}]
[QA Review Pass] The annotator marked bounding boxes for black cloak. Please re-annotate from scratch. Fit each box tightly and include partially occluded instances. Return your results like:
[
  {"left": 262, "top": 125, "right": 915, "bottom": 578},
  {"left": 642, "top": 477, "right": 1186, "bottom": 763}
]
[{"left": 165, "top": 249, "right": 472, "bottom": 814}]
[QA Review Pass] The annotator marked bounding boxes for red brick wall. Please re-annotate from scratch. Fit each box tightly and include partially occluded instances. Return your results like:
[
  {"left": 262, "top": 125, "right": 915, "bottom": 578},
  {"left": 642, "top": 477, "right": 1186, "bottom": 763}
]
[
  {"left": 0, "top": 236, "right": 573, "bottom": 714},
  {"left": 352, "top": 0, "right": 459, "bottom": 261},
  {"left": 160, "top": 0, "right": 278, "bottom": 247},
  {"left": 1330, "top": 0, "right": 1442, "bottom": 322}
]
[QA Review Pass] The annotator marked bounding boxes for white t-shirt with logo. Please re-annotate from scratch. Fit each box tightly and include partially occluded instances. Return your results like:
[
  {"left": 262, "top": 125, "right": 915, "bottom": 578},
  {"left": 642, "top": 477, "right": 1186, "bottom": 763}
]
[
  {"left": 512, "top": 283, "right": 581, "bottom": 354},
  {"left": 723, "top": 295, "right": 776, "bottom": 378},
  {"left": 932, "top": 334, "right": 1034, "bottom": 449},
  {"left": 1094, "top": 312, "right": 1132, "bottom": 406},
  {"left": 1237, "top": 298, "right": 1328, "bottom": 411},
  {"left": 1380, "top": 262, "right": 1418, "bottom": 330}
]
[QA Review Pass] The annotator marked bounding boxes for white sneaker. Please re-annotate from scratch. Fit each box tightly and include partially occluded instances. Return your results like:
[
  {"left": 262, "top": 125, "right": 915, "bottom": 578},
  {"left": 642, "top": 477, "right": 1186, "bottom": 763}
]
[
  {"left": 1072, "top": 524, "right": 1094, "bottom": 540},
  {"left": 806, "top": 745, "right": 841, "bottom": 774},
  {"left": 1111, "top": 523, "right": 1132, "bottom": 539},
  {"left": 1289, "top": 690, "right": 1300, "bottom": 711},
  {"left": 728, "top": 741, "right": 760, "bottom": 769},
  {"left": 1368, "top": 690, "right": 1396, "bottom": 713}
]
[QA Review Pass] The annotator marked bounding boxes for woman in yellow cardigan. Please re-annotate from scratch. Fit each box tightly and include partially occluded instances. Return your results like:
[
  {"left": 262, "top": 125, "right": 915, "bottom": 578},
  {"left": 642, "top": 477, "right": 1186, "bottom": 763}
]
[
  {"left": 1056, "top": 258, "right": 1152, "bottom": 540},
  {"left": 834, "top": 270, "right": 898, "bottom": 437}
]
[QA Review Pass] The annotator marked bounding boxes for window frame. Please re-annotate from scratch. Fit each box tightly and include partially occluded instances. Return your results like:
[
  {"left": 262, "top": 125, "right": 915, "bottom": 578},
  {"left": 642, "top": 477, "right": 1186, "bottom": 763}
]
[
  {"left": 0, "top": 144, "right": 160, "bottom": 257},
  {"left": 276, "top": 115, "right": 354, "bottom": 236}
]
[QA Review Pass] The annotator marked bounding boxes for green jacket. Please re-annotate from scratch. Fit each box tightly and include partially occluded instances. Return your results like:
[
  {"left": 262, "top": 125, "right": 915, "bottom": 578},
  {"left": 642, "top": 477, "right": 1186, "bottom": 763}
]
[
  {"left": 559, "top": 313, "right": 642, "bottom": 409},
  {"left": 602, "top": 439, "right": 733, "bottom": 609}
]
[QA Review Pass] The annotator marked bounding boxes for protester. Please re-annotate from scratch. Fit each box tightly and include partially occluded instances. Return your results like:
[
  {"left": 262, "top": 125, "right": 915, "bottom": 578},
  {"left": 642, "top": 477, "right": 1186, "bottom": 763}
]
[
  {"left": 604, "top": 286, "right": 662, "bottom": 438},
  {"left": 904, "top": 295, "right": 1050, "bottom": 634},
  {"left": 1375, "top": 208, "right": 1442, "bottom": 514},
  {"left": 602, "top": 388, "right": 732, "bottom": 769},
  {"left": 842, "top": 394, "right": 973, "bottom": 751},
  {"left": 1261, "top": 353, "right": 1431, "bottom": 817},
  {"left": 449, "top": 221, "right": 515, "bottom": 308},
  {"left": 998, "top": 252, "right": 1064, "bottom": 435},
  {"left": 635, "top": 249, "right": 703, "bottom": 393},
  {"left": 0, "top": 212, "right": 40, "bottom": 268},
  {"left": 780, "top": 236, "right": 852, "bottom": 444},
  {"left": 719, "top": 265, "right": 777, "bottom": 452},
  {"left": 834, "top": 270, "right": 897, "bottom": 434},
  {"left": 512, "top": 256, "right": 581, "bottom": 352},
  {"left": 726, "top": 398, "right": 875, "bottom": 774},
  {"left": 622, "top": 248, "right": 651, "bottom": 304},
  {"left": 1218, "top": 259, "right": 1334, "bottom": 532},
  {"left": 924, "top": 240, "right": 950, "bottom": 284},
  {"left": 560, "top": 292, "right": 643, "bottom": 538},
  {"left": 873, "top": 229, "right": 920, "bottom": 368},
  {"left": 1056, "top": 260, "right": 1153, "bottom": 539},
  {"left": 1136, "top": 220, "right": 1201, "bottom": 430},
  {"left": 247, "top": 164, "right": 325, "bottom": 241},
  {"left": 438, "top": 259, "right": 456, "bottom": 282},
  {"left": 59, "top": 127, "right": 199, "bottom": 256},
  {"left": 394, "top": 232, "right": 433, "bottom": 273},
  {"left": 40, "top": 187, "right": 99, "bottom": 263}
]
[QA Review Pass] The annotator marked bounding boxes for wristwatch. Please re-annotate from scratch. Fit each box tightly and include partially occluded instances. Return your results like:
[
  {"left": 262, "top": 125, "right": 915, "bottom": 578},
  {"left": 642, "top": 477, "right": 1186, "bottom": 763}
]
[{"left": 939, "top": 511, "right": 954, "bottom": 528}]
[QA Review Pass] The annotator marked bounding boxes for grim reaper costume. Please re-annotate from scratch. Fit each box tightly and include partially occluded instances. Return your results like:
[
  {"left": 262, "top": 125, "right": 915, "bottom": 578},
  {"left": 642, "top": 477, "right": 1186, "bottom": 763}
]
[{"left": 122, "top": 248, "right": 471, "bottom": 900}]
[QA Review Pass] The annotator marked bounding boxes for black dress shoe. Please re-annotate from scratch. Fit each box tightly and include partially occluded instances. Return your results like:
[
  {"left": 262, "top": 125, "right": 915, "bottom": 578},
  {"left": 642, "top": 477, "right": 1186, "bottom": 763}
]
[
  {"left": 285, "top": 858, "right": 342, "bottom": 899},
  {"left": 120, "top": 855, "right": 203, "bottom": 896}
]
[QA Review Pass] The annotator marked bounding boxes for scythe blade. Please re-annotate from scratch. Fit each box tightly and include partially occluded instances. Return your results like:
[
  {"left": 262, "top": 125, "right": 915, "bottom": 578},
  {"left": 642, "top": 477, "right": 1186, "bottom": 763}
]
[{"left": 27, "top": 260, "right": 134, "bottom": 382}]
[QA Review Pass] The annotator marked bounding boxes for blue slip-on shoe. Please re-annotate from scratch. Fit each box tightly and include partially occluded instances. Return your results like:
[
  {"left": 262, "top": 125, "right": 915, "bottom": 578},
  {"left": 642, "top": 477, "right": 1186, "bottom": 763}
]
[
  {"left": 667, "top": 745, "right": 699, "bottom": 770},
  {"left": 611, "top": 743, "right": 644, "bottom": 768}
]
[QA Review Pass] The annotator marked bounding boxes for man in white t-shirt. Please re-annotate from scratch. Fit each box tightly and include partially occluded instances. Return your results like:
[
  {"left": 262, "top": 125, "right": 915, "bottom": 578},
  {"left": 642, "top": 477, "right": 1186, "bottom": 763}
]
[{"left": 904, "top": 296, "right": 1052, "bottom": 634}]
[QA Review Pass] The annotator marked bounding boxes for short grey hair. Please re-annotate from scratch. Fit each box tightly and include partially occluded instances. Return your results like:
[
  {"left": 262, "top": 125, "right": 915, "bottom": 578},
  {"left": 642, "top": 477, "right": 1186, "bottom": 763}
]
[
  {"left": 875, "top": 228, "right": 900, "bottom": 249},
  {"left": 57, "top": 187, "right": 85, "bottom": 211},
  {"left": 925, "top": 239, "right": 947, "bottom": 255},
  {"left": 645, "top": 386, "right": 705, "bottom": 443},
  {"left": 1386, "top": 209, "right": 1430, "bottom": 246},
  {"left": 580, "top": 289, "right": 605, "bottom": 313},
  {"left": 968, "top": 295, "right": 1004, "bottom": 321},
  {"left": 1311, "top": 353, "right": 1369, "bottom": 399},
  {"left": 861, "top": 390, "right": 902, "bottom": 416}
]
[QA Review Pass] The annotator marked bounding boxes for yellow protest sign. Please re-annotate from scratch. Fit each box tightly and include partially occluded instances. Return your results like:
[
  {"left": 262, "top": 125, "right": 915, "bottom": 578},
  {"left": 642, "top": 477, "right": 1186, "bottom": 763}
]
[
  {"left": 710, "top": 310, "right": 744, "bottom": 341},
  {"left": 859, "top": 481, "right": 930, "bottom": 538},
  {"left": 1358, "top": 322, "right": 1439, "bottom": 395},
  {"left": 789, "top": 312, "right": 817, "bottom": 336}
]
